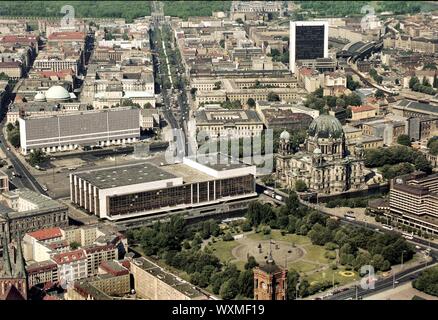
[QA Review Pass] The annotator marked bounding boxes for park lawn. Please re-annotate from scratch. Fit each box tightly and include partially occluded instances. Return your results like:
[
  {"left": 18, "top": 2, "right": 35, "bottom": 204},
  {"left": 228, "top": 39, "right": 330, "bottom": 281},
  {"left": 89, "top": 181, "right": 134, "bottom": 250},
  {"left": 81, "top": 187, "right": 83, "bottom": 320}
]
[
  {"left": 288, "top": 260, "right": 319, "bottom": 273},
  {"left": 302, "top": 244, "right": 330, "bottom": 264},
  {"left": 247, "top": 230, "right": 311, "bottom": 245},
  {"left": 209, "top": 239, "right": 239, "bottom": 264},
  {"left": 305, "top": 267, "right": 359, "bottom": 287}
]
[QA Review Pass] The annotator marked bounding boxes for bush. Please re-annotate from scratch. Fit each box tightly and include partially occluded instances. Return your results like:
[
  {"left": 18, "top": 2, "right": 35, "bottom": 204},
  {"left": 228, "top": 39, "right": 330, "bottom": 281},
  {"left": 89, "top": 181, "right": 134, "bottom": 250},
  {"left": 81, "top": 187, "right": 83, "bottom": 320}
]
[
  {"left": 223, "top": 232, "right": 234, "bottom": 241},
  {"left": 241, "top": 222, "right": 252, "bottom": 232},
  {"left": 262, "top": 226, "right": 271, "bottom": 235}
]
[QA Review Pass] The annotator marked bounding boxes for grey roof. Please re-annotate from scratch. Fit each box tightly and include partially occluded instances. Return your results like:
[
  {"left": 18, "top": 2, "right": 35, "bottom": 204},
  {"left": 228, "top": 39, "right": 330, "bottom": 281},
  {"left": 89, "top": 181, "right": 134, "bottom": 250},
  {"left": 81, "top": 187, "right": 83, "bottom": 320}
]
[
  {"left": 74, "top": 163, "right": 177, "bottom": 189},
  {"left": 396, "top": 99, "right": 438, "bottom": 115},
  {"left": 186, "top": 153, "right": 252, "bottom": 171},
  {"left": 133, "top": 257, "right": 206, "bottom": 299},
  {"left": 195, "top": 109, "right": 262, "bottom": 125},
  {"left": 1, "top": 189, "right": 66, "bottom": 220}
]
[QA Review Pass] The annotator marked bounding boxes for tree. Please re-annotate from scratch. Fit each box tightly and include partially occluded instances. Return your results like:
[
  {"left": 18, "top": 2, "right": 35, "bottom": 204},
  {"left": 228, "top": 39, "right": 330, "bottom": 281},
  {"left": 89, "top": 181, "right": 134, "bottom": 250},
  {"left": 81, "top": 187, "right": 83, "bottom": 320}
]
[
  {"left": 429, "top": 140, "right": 438, "bottom": 156},
  {"left": 6, "top": 123, "right": 14, "bottom": 132},
  {"left": 286, "top": 270, "right": 300, "bottom": 300},
  {"left": 375, "top": 89, "right": 385, "bottom": 99},
  {"left": 70, "top": 241, "right": 80, "bottom": 250},
  {"left": 214, "top": 81, "right": 221, "bottom": 90},
  {"left": 414, "top": 155, "right": 432, "bottom": 174},
  {"left": 244, "top": 256, "right": 259, "bottom": 270},
  {"left": 220, "top": 278, "right": 240, "bottom": 300},
  {"left": 346, "top": 75, "right": 359, "bottom": 91},
  {"left": 335, "top": 98, "right": 346, "bottom": 108},
  {"left": 397, "top": 134, "right": 411, "bottom": 147},
  {"left": 8, "top": 130, "right": 20, "bottom": 148},
  {"left": 413, "top": 266, "right": 438, "bottom": 297},
  {"left": 247, "top": 98, "right": 256, "bottom": 108},
  {"left": 295, "top": 180, "right": 308, "bottom": 192},
  {"left": 423, "top": 77, "right": 432, "bottom": 87},
  {"left": 267, "top": 92, "right": 280, "bottom": 102},
  {"left": 409, "top": 76, "right": 420, "bottom": 89},
  {"left": 238, "top": 270, "right": 254, "bottom": 298},
  {"left": 223, "top": 232, "right": 234, "bottom": 241},
  {"left": 28, "top": 149, "right": 47, "bottom": 166}
]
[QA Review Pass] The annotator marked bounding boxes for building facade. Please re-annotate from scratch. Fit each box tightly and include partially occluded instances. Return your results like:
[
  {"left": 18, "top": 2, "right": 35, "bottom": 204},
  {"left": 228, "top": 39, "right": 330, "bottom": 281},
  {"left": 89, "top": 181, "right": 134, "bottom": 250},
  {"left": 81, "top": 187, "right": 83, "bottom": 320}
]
[
  {"left": 19, "top": 107, "right": 140, "bottom": 154},
  {"left": 70, "top": 154, "right": 257, "bottom": 221}
]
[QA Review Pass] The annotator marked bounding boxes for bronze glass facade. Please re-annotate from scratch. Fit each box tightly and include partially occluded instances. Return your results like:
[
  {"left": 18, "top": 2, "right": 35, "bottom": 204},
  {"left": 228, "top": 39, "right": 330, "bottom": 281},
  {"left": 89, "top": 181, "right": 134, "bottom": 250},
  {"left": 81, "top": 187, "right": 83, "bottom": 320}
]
[{"left": 107, "top": 175, "right": 255, "bottom": 217}]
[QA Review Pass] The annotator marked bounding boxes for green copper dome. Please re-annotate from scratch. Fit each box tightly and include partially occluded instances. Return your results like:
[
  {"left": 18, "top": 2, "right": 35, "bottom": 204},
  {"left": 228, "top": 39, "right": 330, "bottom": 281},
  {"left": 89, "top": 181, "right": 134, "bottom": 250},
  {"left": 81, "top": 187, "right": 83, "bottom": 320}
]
[{"left": 308, "top": 114, "right": 343, "bottom": 139}]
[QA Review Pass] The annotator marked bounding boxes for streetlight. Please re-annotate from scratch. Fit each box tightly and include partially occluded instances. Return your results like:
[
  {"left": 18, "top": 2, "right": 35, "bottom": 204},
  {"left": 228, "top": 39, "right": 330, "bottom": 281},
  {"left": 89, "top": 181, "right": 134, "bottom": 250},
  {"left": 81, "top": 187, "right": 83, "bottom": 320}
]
[{"left": 401, "top": 250, "right": 406, "bottom": 271}]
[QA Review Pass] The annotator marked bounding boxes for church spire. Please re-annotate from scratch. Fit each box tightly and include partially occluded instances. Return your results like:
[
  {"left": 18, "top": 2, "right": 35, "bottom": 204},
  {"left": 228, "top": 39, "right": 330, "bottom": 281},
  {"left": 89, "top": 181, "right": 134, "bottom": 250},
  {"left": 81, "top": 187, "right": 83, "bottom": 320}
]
[
  {"left": 2, "top": 236, "right": 12, "bottom": 277},
  {"left": 14, "top": 234, "right": 26, "bottom": 278}
]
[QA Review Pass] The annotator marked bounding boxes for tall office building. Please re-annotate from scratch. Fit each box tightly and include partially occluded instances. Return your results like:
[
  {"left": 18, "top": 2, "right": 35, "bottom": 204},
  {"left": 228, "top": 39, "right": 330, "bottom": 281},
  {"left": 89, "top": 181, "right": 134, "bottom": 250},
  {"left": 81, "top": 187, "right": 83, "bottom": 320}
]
[{"left": 289, "top": 21, "right": 329, "bottom": 73}]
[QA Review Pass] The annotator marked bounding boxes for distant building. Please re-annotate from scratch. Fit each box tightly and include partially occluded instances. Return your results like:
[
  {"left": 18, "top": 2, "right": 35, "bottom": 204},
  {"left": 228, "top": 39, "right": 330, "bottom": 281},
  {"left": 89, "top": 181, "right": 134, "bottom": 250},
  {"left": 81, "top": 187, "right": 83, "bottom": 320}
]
[
  {"left": 19, "top": 107, "right": 140, "bottom": 155},
  {"left": 195, "top": 108, "right": 264, "bottom": 139},
  {"left": 0, "top": 188, "right": 68, "bottom": 241},
  {"left": 388, "top": 172, "right": 438, "bottom": 235},
  {"left": 70, "top": 154, "right": 257, "bottom": 221},
  {"left": 0, "top": 61, "right": 22, "bottom": 79},
  {"left": 130, "top": 256, "right": 209, "bottom": 300},
  {"left": 257, "top": 108, "right": 313, "bottom": 132},
  {"left": 290, "top": 21, "right": 329, "bottom": 73},
  {"left": 351, "top": 105, "right": 378, "bottom": 121}
]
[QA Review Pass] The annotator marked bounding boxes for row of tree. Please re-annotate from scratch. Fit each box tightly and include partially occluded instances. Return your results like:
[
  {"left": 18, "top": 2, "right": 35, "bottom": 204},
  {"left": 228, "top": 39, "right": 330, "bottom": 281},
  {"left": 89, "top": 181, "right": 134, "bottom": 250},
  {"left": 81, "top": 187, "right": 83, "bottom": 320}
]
[
  {"left": 409, "top": 76, "right": 437, "bottom": 96},
  {"left": 304, "top": 88, "right": 362, "bottom": 113},
  {"left": 364, "top": 145, "right": 432, "bottom": 176}
]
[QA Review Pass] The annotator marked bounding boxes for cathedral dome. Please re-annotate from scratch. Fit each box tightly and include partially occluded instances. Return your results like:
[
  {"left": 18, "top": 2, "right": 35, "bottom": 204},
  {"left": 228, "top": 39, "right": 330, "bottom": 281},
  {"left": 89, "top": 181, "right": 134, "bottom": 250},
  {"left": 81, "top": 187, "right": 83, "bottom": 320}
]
[
  {"left": 34, "top": 91, "right": 46, "bottom": 102},
  {"left": 45, "top": 85, "right": 70, "bottom": 101},
  {"left": 280, "top": 130, "right": 290, "bottom": 141},
  {"left": 308, "top": 114, "right": 343, "bottom": 139}
]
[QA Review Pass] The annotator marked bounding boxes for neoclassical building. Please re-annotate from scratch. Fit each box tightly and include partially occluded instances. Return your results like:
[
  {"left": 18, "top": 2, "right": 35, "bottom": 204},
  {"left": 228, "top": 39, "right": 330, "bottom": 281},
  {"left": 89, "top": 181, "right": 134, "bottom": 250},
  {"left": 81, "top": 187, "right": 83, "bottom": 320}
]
[{"left": 276, "top": 114, "right": 366, "bottom": 194}]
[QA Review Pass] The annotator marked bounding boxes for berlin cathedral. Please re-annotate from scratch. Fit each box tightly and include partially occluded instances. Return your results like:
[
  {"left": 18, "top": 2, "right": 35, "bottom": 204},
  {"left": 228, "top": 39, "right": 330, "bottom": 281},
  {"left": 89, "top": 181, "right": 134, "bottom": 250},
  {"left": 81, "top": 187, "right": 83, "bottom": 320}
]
[{"left": 276, "top": 114, "right": 367, "bottom": 194}]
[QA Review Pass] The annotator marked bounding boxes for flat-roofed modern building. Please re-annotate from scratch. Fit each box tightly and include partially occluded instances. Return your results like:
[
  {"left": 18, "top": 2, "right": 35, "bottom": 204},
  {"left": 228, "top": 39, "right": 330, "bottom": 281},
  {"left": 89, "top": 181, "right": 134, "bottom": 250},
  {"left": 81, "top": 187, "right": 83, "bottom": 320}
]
[
  {"left": 389, "top": 172, "right": 438, "bottom": 235},
  {"left": 290, "top": 21, "right": 329, "bottom": 73},
  {"left": 19, "top": 107, "right": 140, "bottom": 155},
  {"left": 70, "top": 154, "right": 257, "bottom": 221}
]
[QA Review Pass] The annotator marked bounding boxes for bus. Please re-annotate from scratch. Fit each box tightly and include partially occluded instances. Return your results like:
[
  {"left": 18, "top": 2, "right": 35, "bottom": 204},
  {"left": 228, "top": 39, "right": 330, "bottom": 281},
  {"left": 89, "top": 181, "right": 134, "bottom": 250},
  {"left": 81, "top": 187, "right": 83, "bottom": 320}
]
[
  {"left": 402, "top": 232, "right": 414, "bottom": 240},
  {"left": 344, "top": 213, "right": 356, "bottom": 221},
  {"left": 382, "top": 224, "right": 393, "bottom": 231}
]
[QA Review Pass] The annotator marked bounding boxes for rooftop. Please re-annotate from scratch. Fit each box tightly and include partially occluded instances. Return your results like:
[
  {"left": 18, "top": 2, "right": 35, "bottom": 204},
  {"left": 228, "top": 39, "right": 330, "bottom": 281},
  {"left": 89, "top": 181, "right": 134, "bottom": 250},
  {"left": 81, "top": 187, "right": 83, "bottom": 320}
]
[
  {"left": 132, "top": 257, "right": 207, "bottom": 299},
  {"left": 27, "top": 227, "right": 62, "bottom": 241},
  {"left": 51, "top": 249, "right": 86, "bottom": 265},
  {"left": 73, "top": 163, "right": 178, "bottom": 189}
]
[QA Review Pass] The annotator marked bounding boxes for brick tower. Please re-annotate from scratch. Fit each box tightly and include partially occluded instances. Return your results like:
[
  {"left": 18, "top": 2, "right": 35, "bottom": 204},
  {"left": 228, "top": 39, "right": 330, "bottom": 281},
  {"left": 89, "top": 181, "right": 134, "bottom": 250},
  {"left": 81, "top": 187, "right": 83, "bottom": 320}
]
[{"left": 253, "top": 251, "right": 288, "bottom": 300}]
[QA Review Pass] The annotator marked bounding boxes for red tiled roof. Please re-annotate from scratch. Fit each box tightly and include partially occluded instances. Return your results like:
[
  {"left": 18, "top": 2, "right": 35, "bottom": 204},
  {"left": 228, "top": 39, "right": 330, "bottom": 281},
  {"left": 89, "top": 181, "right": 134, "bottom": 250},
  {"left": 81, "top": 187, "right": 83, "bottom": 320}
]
[
  {"left": 27, "top": 227, "right": 62, "bottom": 241},
  {"left": 38, "top": 69, "right": 75, "bottom": 78},
  {"left": 299, "top": 67, "right": 314, "bottom": 77},
  {"left": 1, "top": 35, "right": 38, "bottom": 43},
  {"left": 48, "top": 32, "right": 85, "bottom": 41},
  {"left": 52, "top": 249, "right": 86, "bottom": 265},
  {"left": 351, "top": 105, "right": 377, "bottom": 113}
]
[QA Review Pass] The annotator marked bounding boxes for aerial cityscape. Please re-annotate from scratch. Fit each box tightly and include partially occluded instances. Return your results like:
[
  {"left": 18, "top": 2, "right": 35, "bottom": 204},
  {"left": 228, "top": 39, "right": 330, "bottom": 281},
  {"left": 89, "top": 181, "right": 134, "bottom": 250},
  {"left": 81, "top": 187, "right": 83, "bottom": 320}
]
[{"left": 1, "top": 0, "right": 438, "bottom": 305}]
